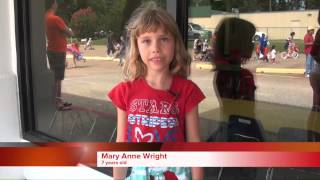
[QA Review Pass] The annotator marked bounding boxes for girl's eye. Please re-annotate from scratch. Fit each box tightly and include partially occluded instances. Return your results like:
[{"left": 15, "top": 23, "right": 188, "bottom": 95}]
[
  {"left": 141, "top": 39, "right": 151, "bottom": 44},
  {"left": 161, "top": 37, "right": 169, "bottom": 42}
]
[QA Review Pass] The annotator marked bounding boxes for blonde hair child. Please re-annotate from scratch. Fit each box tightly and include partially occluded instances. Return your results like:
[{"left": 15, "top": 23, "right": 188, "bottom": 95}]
[{"left": 108, "top": 2, "right": 205, "bottom": 180}]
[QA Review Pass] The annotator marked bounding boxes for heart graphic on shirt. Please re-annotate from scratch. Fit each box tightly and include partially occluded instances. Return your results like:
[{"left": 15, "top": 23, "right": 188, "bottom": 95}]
[{"left": 135, "top": 127, "right": 154, "bottom": 142}]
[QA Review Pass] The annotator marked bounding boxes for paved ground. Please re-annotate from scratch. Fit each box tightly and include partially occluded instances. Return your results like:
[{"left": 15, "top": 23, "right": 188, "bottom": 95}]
[
  {"left": 46, "top": 44, "right": 320, "bottom": 179},
  {"left": 45, "top": 44, "right": 315, "bottom": 142},
  {"left": 72, "top": 44, "right": 308, "bottom": 71},
  {"left": 48, "top": 44, "right": 319, "bottom": 180}
]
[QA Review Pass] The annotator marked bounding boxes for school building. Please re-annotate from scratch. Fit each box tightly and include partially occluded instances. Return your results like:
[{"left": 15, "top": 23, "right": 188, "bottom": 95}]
[{"left": 189, "top": 6, "right": 319, "bottom": 40}]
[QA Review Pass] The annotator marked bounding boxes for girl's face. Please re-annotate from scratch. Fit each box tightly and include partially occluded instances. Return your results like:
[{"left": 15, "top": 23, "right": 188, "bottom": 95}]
[{"left": 137, "top": 27, "right": 175, "bottom": 74}]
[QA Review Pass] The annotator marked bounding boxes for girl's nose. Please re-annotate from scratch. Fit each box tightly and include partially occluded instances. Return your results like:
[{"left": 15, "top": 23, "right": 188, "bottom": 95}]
[{"left": 152, "top": 41, "right": 160, "bottom": 53}]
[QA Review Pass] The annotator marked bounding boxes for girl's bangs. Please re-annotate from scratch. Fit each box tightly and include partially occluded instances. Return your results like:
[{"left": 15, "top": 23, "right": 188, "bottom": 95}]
[{"left": 135, "top": 14, "right": 169, "bottom": 36}]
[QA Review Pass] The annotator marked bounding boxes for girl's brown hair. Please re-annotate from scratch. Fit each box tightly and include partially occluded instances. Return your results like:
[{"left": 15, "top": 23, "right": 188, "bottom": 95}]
[
  {"left": 213, "top": 17, "right": 256, "bottom": 65},
  {"left": 122, "top": 2, "right": 191, "bottom": 81}
]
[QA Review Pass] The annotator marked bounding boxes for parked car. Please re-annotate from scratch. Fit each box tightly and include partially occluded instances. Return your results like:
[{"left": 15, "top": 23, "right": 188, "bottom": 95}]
[{"left": 188, "top": 23, "right": 212, "bottom": 40}]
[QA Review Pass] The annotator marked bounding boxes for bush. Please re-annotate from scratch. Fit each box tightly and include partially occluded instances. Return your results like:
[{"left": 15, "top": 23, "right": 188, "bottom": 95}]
[{"left": 70, "top": 7, "right": 97, "bottom": 39}]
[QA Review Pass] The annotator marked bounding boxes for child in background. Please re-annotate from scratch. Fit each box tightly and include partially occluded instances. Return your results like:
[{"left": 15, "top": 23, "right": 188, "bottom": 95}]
[
  {"left": 84, "top": 37, "right": 94, "bottom": 50},
  {"left": 67, "top": 40, "right": 85, "bottom": 68},
  {"left": 108, "top": 2, "right": 205, "bottom": 180},
  {"left": 193, "top": 38, "right": 202, "bottom": 60},
  {"left": 263, "top": 46, "right": 269, "bottom": 63},
  {"left": 255, "top": 43, "right": 260, "bottom": 61},
  {"left": 270, "top": 45, "right": 276, "bottom": 63},
  {"left": 112, "top": 41, "right": 121, "bottom": 59}
]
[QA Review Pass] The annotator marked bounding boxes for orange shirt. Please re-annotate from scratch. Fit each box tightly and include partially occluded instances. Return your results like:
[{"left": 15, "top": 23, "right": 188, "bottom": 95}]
[
  {"left": 255, "top": 44, "right": 260, "bottom": 53},
  {"left": 45, "top": 11, "right": 67, "bottom": 52},
  {"left": 264, "top": 47, "right": 269, "bottom": 56}
]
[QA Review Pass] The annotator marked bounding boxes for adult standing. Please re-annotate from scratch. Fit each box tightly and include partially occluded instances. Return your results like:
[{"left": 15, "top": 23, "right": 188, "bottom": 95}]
[
  {"left": 304, "top": 26, "right": 315, "bottom": 78},
  {"left": 107, "top": 30, "right": 114, "bottom": 57},
  {"left": 45, "top": 0, "right": 73, "bottom": 110},
  {"left": 259, "top": 33, "right": 268, "bottom": 57},
  {"left": 118, "top": 35, "right": 126, "bottom": 66},
  {"left": 308, "top": 10, "right": 320, "bottom": 138}
]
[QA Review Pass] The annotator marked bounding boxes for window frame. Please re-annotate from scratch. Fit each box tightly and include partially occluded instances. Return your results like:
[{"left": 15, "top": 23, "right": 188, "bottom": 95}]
[{"left": 15, "top": 0, "right": 60, "bottom": 142}]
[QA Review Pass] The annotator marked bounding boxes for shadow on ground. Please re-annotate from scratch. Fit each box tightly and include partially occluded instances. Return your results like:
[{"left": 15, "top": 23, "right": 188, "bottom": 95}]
[{"left": 46, "top": 93, "right": 117, "bottom": 142}]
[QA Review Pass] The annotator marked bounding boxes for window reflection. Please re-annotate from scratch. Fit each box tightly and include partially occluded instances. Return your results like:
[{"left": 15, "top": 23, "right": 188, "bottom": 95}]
[
  {"left": 188, "top": 1, "right": 320, "bottom": 142},
  {"left": 38, "top": 0, "right": 166, "bottom": 141},
  {"left": 188, "top": 1, "right": 320, "bottom": 179}
]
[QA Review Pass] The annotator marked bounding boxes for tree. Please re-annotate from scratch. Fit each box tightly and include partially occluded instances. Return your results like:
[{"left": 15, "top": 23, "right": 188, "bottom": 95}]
[
  {"left": 70, "top": 7, "right": 98, "bottom": 38},
  {"left": 89, "top": 0, "right": 127, "bottom": 39},
  {"left": 120, "top": 0, "right": 142, "bottom": 32},
  {"left": 210, "top": 0, "right": 267, "bottom": 12},
  {"left": 55, "top": 0, "right": 78, "bottom": 24},
  {"left": 305, "top": 0, "right": 320, "bottom": 10},
  {"left": 209, "top": 0, "right": 316, "bottom": 12}
]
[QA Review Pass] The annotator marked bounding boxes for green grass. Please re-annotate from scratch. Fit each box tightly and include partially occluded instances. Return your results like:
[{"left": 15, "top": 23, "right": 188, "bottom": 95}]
[
  {"left": 92, "top": 38, "right": 107, "bottom": 45},
  {"left": 68, "top": 37, "right": 107, "bottom": 45}
]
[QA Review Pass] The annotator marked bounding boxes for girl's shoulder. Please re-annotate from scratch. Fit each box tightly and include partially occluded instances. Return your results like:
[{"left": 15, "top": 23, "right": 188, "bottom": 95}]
[
  {"left": 115, "top": 79, "right": 143, "bottom": 89},
  {"left": 108, "top": 79, "right": 144, "bottom": 100},
  {"left": 172, "top": 75, "right": 202, "bottom": 93},
  {"left": 173, "top": 75, "right": 195, "bottom": 86}
]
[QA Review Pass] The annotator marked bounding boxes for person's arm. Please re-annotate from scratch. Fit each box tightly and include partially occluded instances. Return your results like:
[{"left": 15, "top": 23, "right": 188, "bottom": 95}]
[
  {"left": 55, "top": 17, "right": 74, "bottom": 37},
  {"left": 185, "top": 106, "right": 204, "bottom": 180},
  {"left": 113, "top": 108, "right": 128, "bottom": 180},
  {"left": 63, "top": 26, "right": 74, "bottom": 37}
]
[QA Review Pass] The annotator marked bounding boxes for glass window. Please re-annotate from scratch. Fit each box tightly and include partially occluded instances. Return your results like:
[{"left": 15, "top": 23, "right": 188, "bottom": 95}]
[
  {"left": 187, "top": 1, "right": 320, "bottom": 179},
  {"left": 188, "top": 0, "right": 320, "bottom": 142},
  {"left": 17, "top": 0, "right": 179, "bottom": 142}
]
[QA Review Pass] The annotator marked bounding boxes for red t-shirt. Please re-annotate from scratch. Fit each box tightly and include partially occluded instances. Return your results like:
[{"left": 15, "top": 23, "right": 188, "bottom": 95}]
[
  {"left": 304, "top": 33, "right": 314, "bottom": 54},
  {"left": 108, "top": 75, "right": 205, "bottom": 142},
  {"left": 71, "top": 43, "right": 80, "bottom": 53},
  {"left": 45, "top": 11, "right": 67, "bottom": 52},
  {"left": 216, "top": 68, "right": 256, "bottom": 101}
]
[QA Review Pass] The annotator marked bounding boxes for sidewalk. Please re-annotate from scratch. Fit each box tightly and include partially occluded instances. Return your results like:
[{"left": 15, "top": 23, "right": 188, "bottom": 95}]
[
  {"left": 73, "top": 45, "right": 307, "bottom": 74},
  {"left": 194, "top": 56, "right": 306, "bottom": 74}
]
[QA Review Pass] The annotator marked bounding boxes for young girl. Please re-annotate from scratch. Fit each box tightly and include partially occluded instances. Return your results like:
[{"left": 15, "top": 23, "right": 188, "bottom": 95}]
[
  {"left": 68, "top": 40, "right": 85, "bottom": 68},
  {"left": 108, "top": 2, "right": 205, "bottom": 180},
  {"left": 263, "top": 45, "right": 269, "bottom": 63},
  {"left": 255, "top": 43, "right": 260, "bottom": 61},
  {"left": 270, "top": 45, "right": 276, "bottom": 64},
  {"left": 212, "top": 17, "right": 258, "bottom": 180},
  {"left": 213, "top": 17, "right": 257, "bottom": 120}
]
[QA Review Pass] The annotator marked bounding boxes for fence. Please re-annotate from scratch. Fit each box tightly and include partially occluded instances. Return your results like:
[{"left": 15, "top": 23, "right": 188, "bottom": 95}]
[
  {"left": 206, "top": 27, "right": 319, "bottom": 40},
  {"left": 256, "top": 27, "right": 314, "bottom": 40}
]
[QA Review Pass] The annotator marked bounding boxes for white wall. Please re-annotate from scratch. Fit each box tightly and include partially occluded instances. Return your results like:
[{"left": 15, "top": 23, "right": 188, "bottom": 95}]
[{"left": 0, "top": 0, "right": 21, "bottom": 142}]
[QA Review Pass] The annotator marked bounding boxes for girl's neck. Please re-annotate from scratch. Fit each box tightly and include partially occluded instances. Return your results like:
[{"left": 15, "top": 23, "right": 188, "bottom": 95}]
[{"left": 144, "top": 72, "right": 173, "bottom": 91}]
